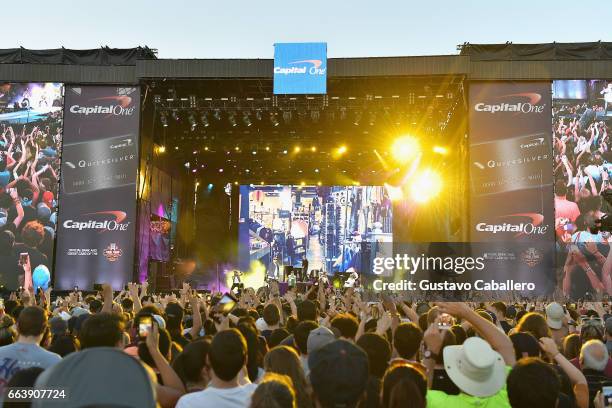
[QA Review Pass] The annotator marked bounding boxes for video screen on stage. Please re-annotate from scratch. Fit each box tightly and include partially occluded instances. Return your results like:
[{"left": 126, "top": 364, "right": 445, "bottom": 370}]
[
  {"left": 241, "top": 185, "right": 393, "bottom": 277},
  {"left": 0, "top": 83, "right": 64, "bottom": 290},
  {"left": 553, "top": 79, "right": 612, "bottom": 299}
]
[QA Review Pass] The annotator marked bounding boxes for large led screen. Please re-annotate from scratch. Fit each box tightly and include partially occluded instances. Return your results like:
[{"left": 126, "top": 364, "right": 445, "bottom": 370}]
[
  {"left": 0, "top": 83, "right": 64, "bottom": 290},
  {"left": 239, "top": 185, "right": 392, "bottom": 276},
  {"left": 553, "top": 80, "right": 612, "bottom": 299}
]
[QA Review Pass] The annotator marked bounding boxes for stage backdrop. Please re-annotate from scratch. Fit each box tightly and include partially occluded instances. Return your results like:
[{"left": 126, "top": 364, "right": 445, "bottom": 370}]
[
  {"left": 469, "top": 81, "right": 556, "bottom": 297},
  {"left": 54, "top": 86, "right": 140, "bottom": 290}
]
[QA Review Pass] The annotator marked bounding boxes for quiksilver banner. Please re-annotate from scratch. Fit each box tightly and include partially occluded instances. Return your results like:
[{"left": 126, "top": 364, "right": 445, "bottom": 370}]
[
  {"left": 54, "top": 86, "right": 140, "bottom": 290},
  {"left": 468, "top": 82, "right": 555, "bottom": 298}
]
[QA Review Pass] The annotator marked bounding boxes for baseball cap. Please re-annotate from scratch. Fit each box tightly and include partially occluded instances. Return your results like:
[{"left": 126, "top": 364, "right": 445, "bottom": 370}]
[
  {"left": 165, "top": 302, "right": 184, "bottom": 320},
  {"left": 32, "top": 347, "right": 155, "bottom": 408},
  {"left": 545, "top": 302, "right": 564, "bottom": 330},
  {"left": 308, "top": 340, "right": 369, "bottom": 407},
  {"left": 307, "top": 326, "right": 336, "bottom": 355}
]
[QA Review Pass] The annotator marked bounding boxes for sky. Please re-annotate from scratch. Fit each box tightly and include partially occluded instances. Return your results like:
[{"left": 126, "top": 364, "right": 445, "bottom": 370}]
[{"left": 3, "top": 0, "right": 611, "bottom": 59}]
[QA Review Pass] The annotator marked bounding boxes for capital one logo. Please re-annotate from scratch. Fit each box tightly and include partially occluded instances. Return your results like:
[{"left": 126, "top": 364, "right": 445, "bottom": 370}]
[
  {"left": 476, "top": 213, "right": 548, "bottom": 238},
  {"left": 63, "top": 211, "right": 130, "bottom": 233},
  {"left": 69, "top": 94, "right": 135, "bottom": 117},
  {"left": 274, "top": 59, "right": 326, "bottom": 76},
  {"left": 474, "top": 92, "right": 546, "bottom": 114}
]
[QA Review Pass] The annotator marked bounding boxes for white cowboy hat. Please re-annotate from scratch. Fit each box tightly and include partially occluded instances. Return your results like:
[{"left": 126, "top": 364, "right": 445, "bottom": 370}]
[{"left": 443, "top": 336, "right": 506, "bottom": 397}]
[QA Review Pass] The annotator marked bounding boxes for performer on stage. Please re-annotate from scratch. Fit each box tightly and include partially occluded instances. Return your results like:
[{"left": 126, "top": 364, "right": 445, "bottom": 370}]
[
  {"left": 301, "top": 256, "right": 309, "bottom": 282},
  {"left": 601, "top": 83, "right": 612, "bottom": 114},
  {"left": 230, "top": 270, "right": 243, "bottom": 294},
  {"left": 266, "top": 256, "right": 282, "bottom": 284}
]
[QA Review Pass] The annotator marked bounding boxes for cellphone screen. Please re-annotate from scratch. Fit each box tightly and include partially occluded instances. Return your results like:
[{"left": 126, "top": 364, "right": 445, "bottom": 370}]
[
  {"left": 217, "top": 293, "right": 237, "bottom": 315},
  {"left": 604, "top": 386, "right": 612, "bottom": 407},
  {"left": 139, "top": 316, "right": 152, "bottom": 338}
]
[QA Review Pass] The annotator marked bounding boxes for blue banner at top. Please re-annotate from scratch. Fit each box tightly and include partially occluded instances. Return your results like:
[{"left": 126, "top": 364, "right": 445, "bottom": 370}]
[{"left": 273, "top": 42, "right": 327, "bottom": 94}]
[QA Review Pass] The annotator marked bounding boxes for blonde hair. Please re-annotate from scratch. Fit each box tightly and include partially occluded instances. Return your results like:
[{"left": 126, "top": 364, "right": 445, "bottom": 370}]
[{"left": 250, "top": 373, "right": 296, "bottom": 408}]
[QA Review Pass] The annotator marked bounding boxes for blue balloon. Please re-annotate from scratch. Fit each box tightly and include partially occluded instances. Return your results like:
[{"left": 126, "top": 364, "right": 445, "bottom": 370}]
[{"left": 32, "top": 265, "right": 51, "bottom": 290}]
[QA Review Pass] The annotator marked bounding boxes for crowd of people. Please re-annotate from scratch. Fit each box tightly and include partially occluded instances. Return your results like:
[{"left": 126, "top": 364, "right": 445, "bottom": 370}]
[
  {"left": 0, "top": 116, "right": 62, "bottom": 292},
  {"left": 3, "top": 278, "right": 612, "bottom": 408},
  {"left": 554, "top": 101, "right": 612, "bottom": 299}
]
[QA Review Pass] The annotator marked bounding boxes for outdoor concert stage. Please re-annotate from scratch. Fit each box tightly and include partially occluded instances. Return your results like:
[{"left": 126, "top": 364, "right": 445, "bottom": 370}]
[{"left": 2, "top": 43, "right": 612, "bottom": 300}]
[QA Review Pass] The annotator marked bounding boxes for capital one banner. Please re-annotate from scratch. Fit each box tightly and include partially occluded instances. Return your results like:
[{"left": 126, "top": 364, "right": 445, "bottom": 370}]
[
  {"left": 273, "top": 42, "right": 327, "bottom": 94},
  {"left": 55, "top": 86, "right": 139, "bottom": 290},
  {"left": 469, "top": 82, "right": 555, "bottom": 297}
]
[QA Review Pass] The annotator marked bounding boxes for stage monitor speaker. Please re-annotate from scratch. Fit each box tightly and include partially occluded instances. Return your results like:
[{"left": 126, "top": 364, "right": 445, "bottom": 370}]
[{"left": 150, "top": 260, "right": 171, "bottom": 292}]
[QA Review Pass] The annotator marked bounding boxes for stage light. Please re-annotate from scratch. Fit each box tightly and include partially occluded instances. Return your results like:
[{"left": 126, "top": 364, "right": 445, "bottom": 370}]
[
  {"left": 188, "top": 113, "right": 197, "bottom": 131},
  {"left": 174, "top": 146, "right": 179, "bottom": 150},
  {"left": 172, "top": 111, "right": 180, "bottom": 121},
  {"left": 207, "top": 183, "right": 213, "bottom": 190},
  {"left": 283, "top": 111, "right": 292, "bottom": 123},
  {"left": 195, "top": 181, "right": 200, "bottom": 188},
  {"left": 234, "top": 146, "right": 240, "bottom": 151},
  {"left": 300, "top": 181, "right": 306, "bottom": 186},
  {"left": 294, "top": 146, "right": 301, "bottom": 153},
  {"left": 314, "top": 168, "right": 319, "bottom": 173},
  {"left": 228, "top": 112, "right": 237, "bottom": 127},
  {"left": 311, "top": 110, "right": 320, "bottom": 123},
  {"left": 192, "top": 169, "right": 197, "bottom": 173},
  {"left": 265, "top": 146, "right": 270, "bottom": 151},
  {"left": 260, "top": 181, "right": 264, "bottom": 185},
  {"left": 433, "top": 146, "right": 448, "bottom": 155},
  {"left": 234, "top": 181, "right": 238, "bottom": 185},
  {"left": 310, "top": 146, "right": 317, "bottom": 152},
  {"left": 317, "top": 181, "right": 322, "bottom": 186},
  {"left": 252, "top": 150, "right": 257, "bottom": 155},
  {"left": 204, "top": 146, "right": 209, "bottom": 151},
  {"left": 218, "top": 168, "right": 224, "bottom": 173},
  {"left": 184, "top": 162, "right": 190, "bottom": 169},
  {"left": 410, "top": 169, "right": 442, "bottom": 203},
  {"left": 160, "top": 112, "right": 168, "bottom": 127},
  {"left": 242, "top": 111, "right": 252, "bottom": 127},
  {"left": 201, "top": 113, "right": 209, "bottom": 127},
  {"left": 283, "top": 150, "right": 288, "bottom": 154},
  {"left": 156, "top": 145, "right": 166, "bottom": 154},
  {"left": 384, "top": 183, "right": 403, "bottom": 201},
  {"left": 333, "top": 145, "right": 347, "bottom": 159},
  {"left": 270, "top": 112, "right": 279, "bottom": 127},
  {"left": 391, "top": 136, "right": 420, "bottom": 164}
]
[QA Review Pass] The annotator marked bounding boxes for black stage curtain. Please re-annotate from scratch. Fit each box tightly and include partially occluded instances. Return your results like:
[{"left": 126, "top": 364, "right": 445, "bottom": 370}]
[
  {"left": 460, "top": 42, "right": 612, "bottom": 61},
  {"left": 0, "top": 47, "right": 156, "bottom": 65}
]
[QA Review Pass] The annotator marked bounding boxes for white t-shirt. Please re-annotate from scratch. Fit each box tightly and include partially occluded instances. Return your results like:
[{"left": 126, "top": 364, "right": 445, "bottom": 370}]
[{"left": 176, "top": 383, "right": 257, "bottom": 408}]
